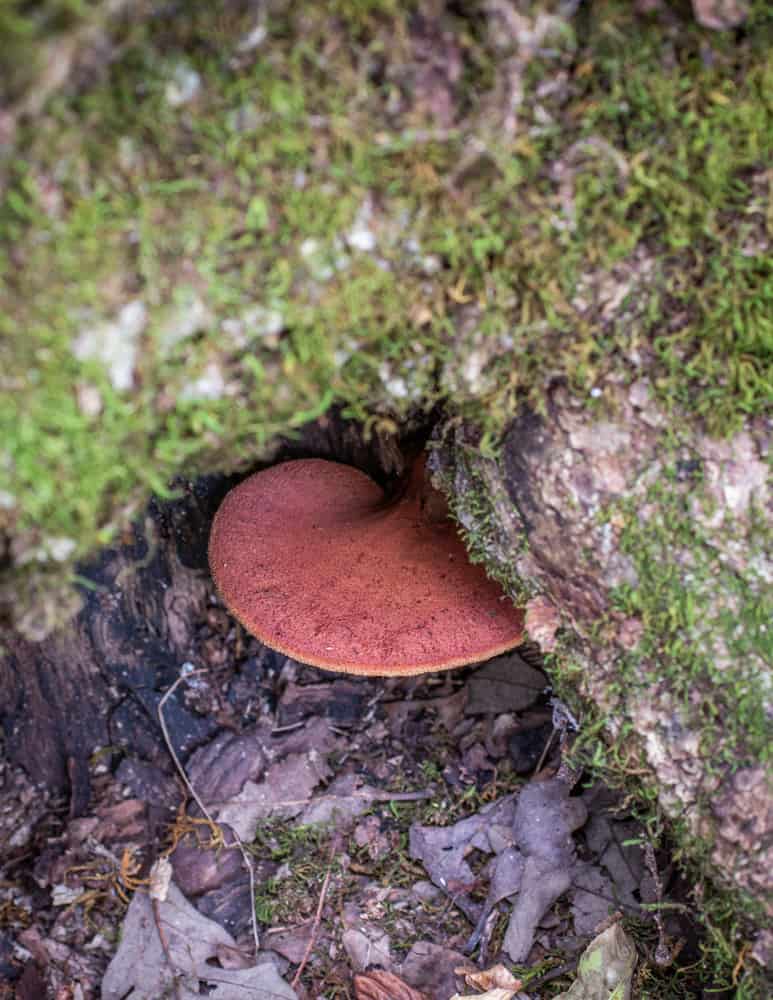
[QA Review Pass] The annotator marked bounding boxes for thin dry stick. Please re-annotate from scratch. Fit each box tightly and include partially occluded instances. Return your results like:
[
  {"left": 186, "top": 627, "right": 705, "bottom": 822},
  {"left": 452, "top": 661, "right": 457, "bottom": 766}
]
[
  {"left": 362, "top": 789, "right": 433, "bottom": 803},
  {"left": 533, "top": 697, "right": 581, "bottom": 776},
  {"left": 290, "top": 839, "right": 338, "bottom": 989},
  {"left": 151, "top": 896, "right": 182, "bottom": 1000},
  {"left": 644, "top": 840, "right": 672, "bottom": 967},
  {"left": 533, "top": 726, "right": 557, "bottom": 776},
  {"left": 158, "top": 673, "right": 217, "bottom": 818},
  {"left": 158, "top": 671, "right": 261, "bottom": 959}
]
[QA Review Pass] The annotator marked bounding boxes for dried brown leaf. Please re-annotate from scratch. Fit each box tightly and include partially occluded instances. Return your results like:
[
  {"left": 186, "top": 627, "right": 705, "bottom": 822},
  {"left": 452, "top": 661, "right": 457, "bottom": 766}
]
[
  {"left": 459, "top": 963, "right": 523, "bottom": 991},
  {"left": 102, "top": 882, "right": 296, "bottom": 999},
  {"left": 466, "top": 653, "right": 545, "bottom": 715},
  {"left": 354, "top": 969, "right": 430, "bottom": 1000}
]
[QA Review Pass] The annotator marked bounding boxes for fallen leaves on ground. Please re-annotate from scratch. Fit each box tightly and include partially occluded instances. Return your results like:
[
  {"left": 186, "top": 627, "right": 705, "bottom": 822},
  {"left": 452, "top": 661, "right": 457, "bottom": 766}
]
[
  {"left": 450, "top": 962, "right": 525, "bottom": 999},
  {"left": 410, "top": 771, "right": 653, "bottom": 965},
  {"left": 410, "top": 794, "right": 517, "bottom": 921},
  {"left": 354, "top": 969, "right": 430, "bottom": 1000},
  {"left": 503, "top": 776, "right": 587, "bottom": 962},
  {"left": 410, "top": 774, "right": 588, "bottom": 961},
  {"left": 101, "top": 881, "right": 296, "bottom": 999},
  {"left": 464, "top": 653, "right": 546, "bottom": 715},
  {"left": 399, "top": 941, "right": 472, "bottom": 1000},
  {"left": 554, "top": 923, "right": 637, "bottom": 1000},
  {"left": 458, "top": 964, "right": 523, "bottom": 991}
]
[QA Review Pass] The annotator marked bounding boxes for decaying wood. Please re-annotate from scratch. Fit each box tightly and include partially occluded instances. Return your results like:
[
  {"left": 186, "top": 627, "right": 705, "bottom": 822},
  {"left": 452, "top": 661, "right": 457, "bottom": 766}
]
[
  {"left": 0, "top": 479, "right": 224, "bottom": 807},
  {"left": 0, "top": 416, "right": 407, "bottom": 808}
]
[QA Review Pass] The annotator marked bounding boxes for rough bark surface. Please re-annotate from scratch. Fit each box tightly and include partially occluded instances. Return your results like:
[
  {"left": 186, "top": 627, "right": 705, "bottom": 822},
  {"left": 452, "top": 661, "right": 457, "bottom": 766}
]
[
  {"left": 430, "top": 387, "right": 771, "bottom": 913},
  {"left": 0, "top": 476, "right": 225, "bottom": 808}
]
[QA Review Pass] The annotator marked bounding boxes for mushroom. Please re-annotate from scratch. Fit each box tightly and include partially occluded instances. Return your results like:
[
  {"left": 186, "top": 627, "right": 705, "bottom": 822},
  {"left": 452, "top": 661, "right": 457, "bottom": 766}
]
[{"left": 209, "top": 457, "right": 524, "bottom": 676}]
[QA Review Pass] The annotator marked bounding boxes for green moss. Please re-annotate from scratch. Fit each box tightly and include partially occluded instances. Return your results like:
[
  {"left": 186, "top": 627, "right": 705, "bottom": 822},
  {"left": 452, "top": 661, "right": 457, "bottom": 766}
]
[
  {"left": 606, "top": 467, "right": 771, "bottom": 767},
  {"left": 1, "top": 4, "right": 771, "bottom": 976},
  {"left": 251, "top": 822, "right": 335, "bottom": 926},
  {"left": 2, "top": 1, "right": 771, "bottom": 591},
  {"left": 534, "top": 452, "right": 772, "bottom": 994},
  {"left": 429, "top": 435, "right": 533, "bottom": 604},
  {"left": 0, "top": 0, "right": 94, "bottom": 104}
]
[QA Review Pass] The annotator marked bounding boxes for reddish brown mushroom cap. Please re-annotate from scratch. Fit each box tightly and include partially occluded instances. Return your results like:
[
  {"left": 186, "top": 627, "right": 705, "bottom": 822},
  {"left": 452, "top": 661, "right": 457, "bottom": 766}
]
[{"left": 209, "top": 458, "right": 525, "bottom": 676}]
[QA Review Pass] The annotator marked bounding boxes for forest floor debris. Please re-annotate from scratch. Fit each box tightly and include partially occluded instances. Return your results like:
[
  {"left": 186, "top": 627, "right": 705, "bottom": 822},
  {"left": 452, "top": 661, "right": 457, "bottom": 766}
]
[{"left": 0, "top": 621, "right": 721, "bottom": 997}]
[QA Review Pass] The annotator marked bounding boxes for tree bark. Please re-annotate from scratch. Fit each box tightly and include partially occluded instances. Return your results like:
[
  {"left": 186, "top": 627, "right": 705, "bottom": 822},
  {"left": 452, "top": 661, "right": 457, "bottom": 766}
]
[{"left": 430, "top": 387, "right": 772, "bottom": 914}]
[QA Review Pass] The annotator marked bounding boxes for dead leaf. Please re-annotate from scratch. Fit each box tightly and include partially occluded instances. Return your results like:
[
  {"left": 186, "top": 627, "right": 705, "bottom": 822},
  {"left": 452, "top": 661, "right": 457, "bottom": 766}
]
[
  {"left": 354, "top": 970, "right": 430, "bottom": 1000},
  {"left": 581, "top": 785, "right": 649, "bottom": 911},
  {"left": 215, "top": 941, "right": 254, "bottom": 970},
  {"left": 503, "top": 776, "right": 587, "bottom": 962},
  {"left": 298, "top": 772, "right": 372, "bottom": 827},
  {"left": 409, "top": 796, "right": 517, "bottom": 919},
  {"left": 430, "top": 687, "right": 469, "bottom": 729},
  {"left": 198, "top": 964, "right": 299, "bottom": 1000},
  {"left": 554, "top": 923, "right": 637, "bottom": 999},
  {"left": 92, "top": 799, "right": 148, "bottom": 842},
  {"left": 466, "top": 847, "right": 525, "bottom": 953},
  {"left": 171, "top": 824, "right": 246, "bottom": 897},
  {"left": 184, "top": 730, "right": 266, "bottom": 808},
  {"left": 342, "top": 927, "right": 392, "bottom": 972},
  {"left": 411, "top": 775, "right": 588, "bottom": 962},
  {"left": 101, "top": 881, "right": 296, "bottom": 999},
  {"left": 411, "top": 304, "right": 434, "bottom": 327},
  {"left": 411, "top": 771, "right": 611, "bottom": 966},
  {"left": 265, "top": 923, "right": 314, "bottom": 965},
  {"left": 217, "top": 750, "right": 332, "bottom": 839},
  {"left": 459, "top": 963, "right": 523, "bottom": 991},
  {"left": 399, "top": 941, "right": 470, "bottom": 999},
  {"left": 570, "top": 862, "right": 617, "bottom": 937},
  {"left": 448, "top": 277, "right": 473, "bottom": 303},
  {"left": 466, "top": 653, "right": 546, "bottom": 715},
  {"left": 450, "top": 967, "right": 525, "bottom": 1000}
]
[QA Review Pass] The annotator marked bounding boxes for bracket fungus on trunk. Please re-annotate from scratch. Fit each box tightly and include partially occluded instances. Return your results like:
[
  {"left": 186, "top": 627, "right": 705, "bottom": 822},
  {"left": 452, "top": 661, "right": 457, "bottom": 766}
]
[{"left": 209, "top": 457, "right": 525, "bottom": 676}]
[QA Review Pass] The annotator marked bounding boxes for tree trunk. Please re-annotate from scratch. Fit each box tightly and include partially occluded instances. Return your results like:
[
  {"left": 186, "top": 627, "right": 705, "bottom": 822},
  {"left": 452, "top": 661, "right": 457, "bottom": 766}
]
[{"left": 430, "top": 388, "right": 772, "bottom": 915}]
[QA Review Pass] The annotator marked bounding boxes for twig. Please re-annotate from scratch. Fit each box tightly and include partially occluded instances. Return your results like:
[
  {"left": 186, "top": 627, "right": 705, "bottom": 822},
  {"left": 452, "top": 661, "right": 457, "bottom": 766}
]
[
  {"left": 194, "top": 785, "right": 434, "bottom": 812},
  {"left": 533, "top": 697, "right": 581, "bottom": 776},
  {"left": 152, "top": 897, "right": 182, "bottom": 1000},
  {"left": 644, "top": 841, "right": 672, "bottom": 967},
  {"left": 158, "top": 670, "right": 261, "bottom": 959},
  {"left": 533, "top": 726, "right": 557, "bottom": 776},
  {"left": 360, "top": 788, "right": 433, "bottom": 802},
  {"left": 158, "top": 672, "right": 218, "bottom": 826},
  {"left": 290, "top": 838, "right": 338, "bottom": 989},
  {"left": 270, "top": 721, "right": 306, "bottom": 735},
  {"left": 732, "top": 943, "right": 751, "bottom": 986}
]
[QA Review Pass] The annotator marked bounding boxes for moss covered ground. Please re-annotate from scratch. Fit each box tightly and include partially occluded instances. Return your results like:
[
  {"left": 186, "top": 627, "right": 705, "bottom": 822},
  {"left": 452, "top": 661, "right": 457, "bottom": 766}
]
[{"left": 2, "top": 0, "right": 771, "bottom": 616}]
